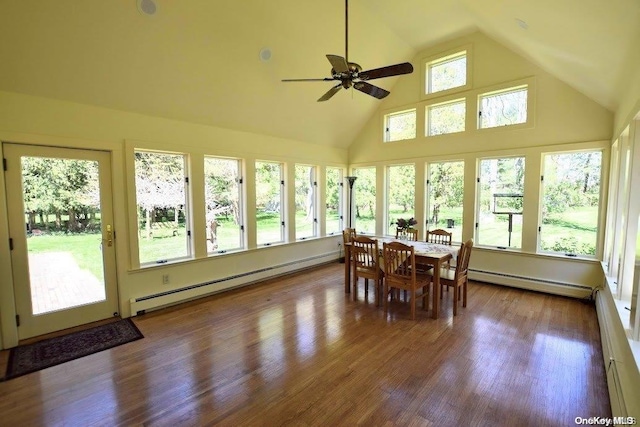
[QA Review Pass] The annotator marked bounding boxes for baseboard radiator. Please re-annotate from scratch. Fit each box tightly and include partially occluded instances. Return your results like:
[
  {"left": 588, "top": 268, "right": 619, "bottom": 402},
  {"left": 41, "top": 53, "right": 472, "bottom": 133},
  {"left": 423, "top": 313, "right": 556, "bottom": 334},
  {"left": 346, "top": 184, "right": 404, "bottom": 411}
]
[
  {"left": 595, "top": 283, "right": 640, "bottom": 418},
  {"left": 130, "top": 251, "right": 337, "bottom": 315},
  {"left": 469, "top": 268, "right": 593, "bottom": 298}
]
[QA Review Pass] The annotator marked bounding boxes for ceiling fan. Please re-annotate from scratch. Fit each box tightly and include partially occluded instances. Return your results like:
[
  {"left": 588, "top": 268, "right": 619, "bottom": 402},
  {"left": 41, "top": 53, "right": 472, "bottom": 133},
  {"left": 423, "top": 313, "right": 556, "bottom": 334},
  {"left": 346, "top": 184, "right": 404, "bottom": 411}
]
[{"left": 282, "top": 0, "right": 414, "bottom": 102}]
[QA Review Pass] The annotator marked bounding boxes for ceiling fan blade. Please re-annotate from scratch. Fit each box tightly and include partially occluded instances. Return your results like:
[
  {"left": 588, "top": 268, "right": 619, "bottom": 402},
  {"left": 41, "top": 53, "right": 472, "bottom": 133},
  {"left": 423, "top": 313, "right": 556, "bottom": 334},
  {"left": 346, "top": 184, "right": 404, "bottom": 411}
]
[
  {"left": 282, "top": 78, "right": 334, "bottom": 82},
  {"left": 359, "top": 62, "right": 414, "bottom": 81},
  {"left": 353, "top": 81, "right": 390, "bottom": 99},
  {"left": 326, "top": 54, "right": 349, "bottom": 74},
  {"left": 318, "top": 84, "right": 343, "bottom": 102}
]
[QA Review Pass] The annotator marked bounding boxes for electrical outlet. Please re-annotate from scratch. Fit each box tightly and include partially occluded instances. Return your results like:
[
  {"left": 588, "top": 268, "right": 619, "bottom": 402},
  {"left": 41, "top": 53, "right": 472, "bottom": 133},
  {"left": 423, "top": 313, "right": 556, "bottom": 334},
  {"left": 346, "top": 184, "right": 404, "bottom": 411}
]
[{"left": 162, "top": 274, "right": 169, "bottom": 285}]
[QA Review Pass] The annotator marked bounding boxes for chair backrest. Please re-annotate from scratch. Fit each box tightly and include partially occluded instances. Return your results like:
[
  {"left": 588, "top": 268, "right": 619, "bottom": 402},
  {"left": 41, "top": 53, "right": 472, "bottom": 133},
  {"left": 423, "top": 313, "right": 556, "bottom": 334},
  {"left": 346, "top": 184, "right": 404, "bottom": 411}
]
[
  {"left": 453, "top": 239, "right": 474, "bottom": 282},
  {"left": 383, "top": 241, "right": 416, "bottom": 283},
  {"left": 395, "top": 227, "right": 419, "bottom": 241},
  {"left": 426, "top": 228, "right": 452, "bottom": 245},
  {"left": 352, "top": 235, "right": 380, "bottom": 271},
  {"left": 342, "top": 228, "right": 356, "bottom": 246}
]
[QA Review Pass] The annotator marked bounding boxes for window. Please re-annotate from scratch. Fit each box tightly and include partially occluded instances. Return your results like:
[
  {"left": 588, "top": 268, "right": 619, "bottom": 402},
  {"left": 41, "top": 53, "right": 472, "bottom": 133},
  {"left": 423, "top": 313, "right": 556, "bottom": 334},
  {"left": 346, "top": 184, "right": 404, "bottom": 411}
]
[
  {"left": 539, "top": 151, "right": 602, "bottom": 257},
  {"left": 255, "top": 161, "right": 284, "bottom": 245},
  {"left": 204, "top": 156, "right": 243, "bottom": 253},
  {"left": 135, "top": 150, "right": 190, "bottom": 264},
  {"left": 325, "top": 167, "right": 343, "bottom": 235},
  {"left": 426, "top": 50, "right": 467, "bottom": 94},
  {"left": 384, "top": 109, "right": 416, "bottom": 142},
  {"left": 426, "top": 99, "right": 466, "bottom": 136},
  {"left": 353, "top": 167, "right": 376, "bottom": 234},
  {"left": 295, "top": 164, "right": 317, "bottom": 240},
  {"left": 427, "top": 161, "right": 464, "bottom": 242},
  {"left": 478, "top": 85, "right": 528, "bottom": 129},
  {"left": 386, "top": 165, "right": 415, "bottom": 235},
  {"left": 477, "top": 157, "right": 525, "bottom": 248}
]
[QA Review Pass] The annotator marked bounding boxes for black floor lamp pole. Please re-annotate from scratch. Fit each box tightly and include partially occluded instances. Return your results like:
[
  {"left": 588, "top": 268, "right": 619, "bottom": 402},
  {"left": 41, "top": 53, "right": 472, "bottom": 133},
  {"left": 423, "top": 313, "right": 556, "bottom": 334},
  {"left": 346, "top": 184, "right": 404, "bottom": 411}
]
[{"left": 345, "top": 176, "right": 357, "bottom": 228}]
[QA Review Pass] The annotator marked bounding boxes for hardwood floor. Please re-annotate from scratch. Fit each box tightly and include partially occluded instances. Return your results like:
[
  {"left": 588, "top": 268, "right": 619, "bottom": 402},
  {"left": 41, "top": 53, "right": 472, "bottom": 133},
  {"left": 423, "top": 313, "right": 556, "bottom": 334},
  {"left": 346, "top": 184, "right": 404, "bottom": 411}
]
[{"left": 0, "top": 263, "right": 610, "bottom": 426}]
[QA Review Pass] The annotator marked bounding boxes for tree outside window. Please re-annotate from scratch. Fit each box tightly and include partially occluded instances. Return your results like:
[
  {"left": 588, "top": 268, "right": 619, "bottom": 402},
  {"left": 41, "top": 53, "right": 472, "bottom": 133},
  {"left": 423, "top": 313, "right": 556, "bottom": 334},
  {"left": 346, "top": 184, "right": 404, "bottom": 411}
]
[
  {"left": 255, "top": 161, "right": 284, "bottom": 245},
  {"left": 325, "top": 167, "right": 343, "bottom": 235},
  {"left": 540, "top": 151, "right": 602, "bottom": 256},
  {"left": 386, "top": 165, "right": 415, "bottom": 235},
  {"left": 354, "top": 167, "right": 376, "bottom": 234},
  {"left": 135, "top": 151, "right": 190, "bottom": 264},
  {"left": 477, "top": 157, "right": 525, "bottom": 248},
  {"left": 295, "top": 164, "right": 316, "bottom": 240},
  {"left": 427, "top": 161, "right": 464, "bottom": 242},
  {"left": 204, "top": 157, "right": 243, "bottom": 253}
]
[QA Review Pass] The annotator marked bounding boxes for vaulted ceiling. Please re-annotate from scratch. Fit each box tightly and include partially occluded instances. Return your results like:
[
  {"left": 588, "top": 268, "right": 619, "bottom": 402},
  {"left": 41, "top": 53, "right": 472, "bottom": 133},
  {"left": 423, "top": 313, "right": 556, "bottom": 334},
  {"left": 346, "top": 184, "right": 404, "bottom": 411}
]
[{"left": 1, "top": 0, "right": 638, "bottom": 149}]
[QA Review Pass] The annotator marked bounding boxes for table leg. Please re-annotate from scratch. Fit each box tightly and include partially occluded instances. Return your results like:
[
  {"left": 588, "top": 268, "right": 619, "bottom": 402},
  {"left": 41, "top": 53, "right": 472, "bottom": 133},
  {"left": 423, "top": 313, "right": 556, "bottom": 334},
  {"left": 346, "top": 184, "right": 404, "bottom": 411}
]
[
  {"left": 344, "top": 245, "right": 351, "bottom": 293},
  {"left": 432, "top": 259, "right": 440, "bottom": 319}
]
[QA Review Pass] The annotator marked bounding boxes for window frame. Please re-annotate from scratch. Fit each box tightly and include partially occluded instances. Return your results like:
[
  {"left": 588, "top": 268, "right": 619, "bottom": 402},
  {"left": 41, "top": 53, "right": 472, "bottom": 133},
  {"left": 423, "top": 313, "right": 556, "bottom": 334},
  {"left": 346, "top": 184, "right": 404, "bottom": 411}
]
[
  {"left": 204, "top": 155, "right": 245, "bottom": 255},
  {"left": 477, "top": 79, "right": 535, "bottom": 131},
  {"left": 385, "top": 164, "right": 416, "bottom": 236},
  {"left": 294, "top": 164, "right": 318, "bottom": 240},
  {"left": 383, "top": 108, "right": 417, "bottom": 143},
  {"left": 426, "top": 160, "right": 465, "bottom": 243},
  {"left": 421, "top": 45, "right": 473, "bottom": 100},
  {"left": 325, "top": 166, "right": 344, "bottom": 236},
  {"left": 255, "top": 160, "right": 285, "bottom": 246},
  {"left": 425, "top": 98, "right": 466, "bottom": 137}
]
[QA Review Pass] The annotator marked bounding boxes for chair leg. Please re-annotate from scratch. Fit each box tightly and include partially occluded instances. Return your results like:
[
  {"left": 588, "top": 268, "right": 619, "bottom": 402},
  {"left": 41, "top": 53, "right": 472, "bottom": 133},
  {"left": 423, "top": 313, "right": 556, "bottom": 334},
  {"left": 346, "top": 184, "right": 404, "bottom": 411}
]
[
  {"left": 410, "top": 289, "right": 416, "bottom": 320},
  {"left": 383, "top": 282, "right": 389, "bottom": 315},
  {"left": 463, "top": 279, "right": 468, "bottom": 308},
  {"left": 453, "top": 285, "right": 458, "bottom": 316}
]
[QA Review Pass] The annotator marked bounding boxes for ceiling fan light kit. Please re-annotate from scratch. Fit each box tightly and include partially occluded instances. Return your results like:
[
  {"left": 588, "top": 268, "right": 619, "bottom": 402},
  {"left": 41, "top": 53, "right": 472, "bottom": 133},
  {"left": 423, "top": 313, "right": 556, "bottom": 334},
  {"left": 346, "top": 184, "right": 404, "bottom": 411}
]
[{"left": 282, "top": 0, "right": 414, "bottom": 102}]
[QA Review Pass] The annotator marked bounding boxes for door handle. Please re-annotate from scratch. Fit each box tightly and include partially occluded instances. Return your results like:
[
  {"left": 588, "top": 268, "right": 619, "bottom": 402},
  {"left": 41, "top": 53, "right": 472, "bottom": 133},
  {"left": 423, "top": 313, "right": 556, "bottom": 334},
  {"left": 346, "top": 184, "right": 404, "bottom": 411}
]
[{"left": 105, "top": 224, "right": 113, "bottom": 247}]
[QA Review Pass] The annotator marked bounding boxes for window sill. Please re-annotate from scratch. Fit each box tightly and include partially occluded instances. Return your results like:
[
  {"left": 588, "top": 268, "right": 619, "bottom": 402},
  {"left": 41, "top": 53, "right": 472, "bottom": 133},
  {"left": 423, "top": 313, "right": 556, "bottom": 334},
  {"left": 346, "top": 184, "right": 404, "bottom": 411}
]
[{"left": 474, "top": 245, "right": 599, "bottom": 263}]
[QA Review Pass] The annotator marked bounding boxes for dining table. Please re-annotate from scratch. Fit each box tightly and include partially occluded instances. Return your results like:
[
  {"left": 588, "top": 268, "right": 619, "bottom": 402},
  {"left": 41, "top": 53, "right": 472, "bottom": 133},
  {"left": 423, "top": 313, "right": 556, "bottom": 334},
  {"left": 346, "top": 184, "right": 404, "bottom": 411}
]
[{"left": 344, "top": 236, "right": 457, "bottom": 319}]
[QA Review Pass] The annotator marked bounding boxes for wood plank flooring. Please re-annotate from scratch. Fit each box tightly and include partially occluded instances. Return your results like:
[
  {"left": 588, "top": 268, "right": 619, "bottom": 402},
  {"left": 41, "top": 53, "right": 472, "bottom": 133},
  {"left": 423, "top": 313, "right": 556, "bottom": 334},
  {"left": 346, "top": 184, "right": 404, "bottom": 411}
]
[{"left": 0, "top": 262, "right": 611, "bottom": 426}]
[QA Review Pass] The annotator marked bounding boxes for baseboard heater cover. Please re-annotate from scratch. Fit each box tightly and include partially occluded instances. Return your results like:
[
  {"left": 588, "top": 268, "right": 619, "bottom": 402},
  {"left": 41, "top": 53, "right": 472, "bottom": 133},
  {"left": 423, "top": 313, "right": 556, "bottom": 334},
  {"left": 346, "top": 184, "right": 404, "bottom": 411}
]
[
  {"left": 469, "top": 268, "right": 593, "bottom": 298},
  {"left": 130, "top": 251, "right": 337, "bottom": 315}
]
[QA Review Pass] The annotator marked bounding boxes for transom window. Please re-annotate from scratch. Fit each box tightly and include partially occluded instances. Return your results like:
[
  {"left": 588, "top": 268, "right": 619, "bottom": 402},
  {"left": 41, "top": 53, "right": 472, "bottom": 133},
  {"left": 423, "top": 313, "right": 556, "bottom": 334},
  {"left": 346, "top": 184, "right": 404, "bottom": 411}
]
[
  {"left": 478, "top": 85, "right": 528, "bottom": 129},
  {"left": 426, "top": 99, "right": 466, "bottom": 136},
  {"left": 384, "top": 109, "right": 416, "bottom": 142},
  {"left": 426, "top": 51, "right": 467, "bottom": 94}
]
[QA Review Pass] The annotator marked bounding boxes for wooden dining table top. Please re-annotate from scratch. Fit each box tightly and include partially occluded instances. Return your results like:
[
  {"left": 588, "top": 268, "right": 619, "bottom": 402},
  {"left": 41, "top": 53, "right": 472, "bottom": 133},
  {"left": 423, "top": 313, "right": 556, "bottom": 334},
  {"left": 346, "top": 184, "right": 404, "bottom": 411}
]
[{"left": 347, "top": 236, "right": 458, "bottom": 260}]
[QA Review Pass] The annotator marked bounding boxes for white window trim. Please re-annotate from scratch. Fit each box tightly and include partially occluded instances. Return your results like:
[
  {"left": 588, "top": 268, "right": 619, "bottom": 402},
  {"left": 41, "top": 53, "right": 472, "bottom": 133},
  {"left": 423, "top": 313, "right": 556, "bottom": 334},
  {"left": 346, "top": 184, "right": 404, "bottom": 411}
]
[
  {"left": 382, "top": 108, "right": 417, "bottom": 143},
  {"left": 421, "top": 44, "right": 473, "bottom": 101},
  {"left": 476, "top": 77, "right": 536, "bottom": 132},
  {"left": 425, "top": 97, "right": 467, "bottom": 137}
]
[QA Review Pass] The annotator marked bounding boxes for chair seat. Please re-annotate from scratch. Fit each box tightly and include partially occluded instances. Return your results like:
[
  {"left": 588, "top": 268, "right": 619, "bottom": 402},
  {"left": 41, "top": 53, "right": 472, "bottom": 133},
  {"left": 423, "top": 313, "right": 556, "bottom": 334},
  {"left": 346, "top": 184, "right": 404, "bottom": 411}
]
[{"left": 425, "top": 267, "right": 455, "bottom": 281}]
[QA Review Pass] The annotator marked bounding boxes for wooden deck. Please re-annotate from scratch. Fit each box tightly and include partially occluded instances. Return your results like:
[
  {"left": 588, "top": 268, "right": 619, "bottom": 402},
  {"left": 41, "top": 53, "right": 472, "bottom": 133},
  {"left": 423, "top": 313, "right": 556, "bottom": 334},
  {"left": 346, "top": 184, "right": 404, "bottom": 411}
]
[{"left": 0, "top": 262, "right": 610, "bottom": 426}]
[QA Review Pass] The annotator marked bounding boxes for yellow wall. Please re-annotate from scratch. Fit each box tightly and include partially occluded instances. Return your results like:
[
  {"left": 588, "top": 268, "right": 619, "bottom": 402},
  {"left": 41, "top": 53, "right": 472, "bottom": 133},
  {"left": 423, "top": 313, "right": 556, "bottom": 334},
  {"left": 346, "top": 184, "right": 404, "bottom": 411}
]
[{"left": 0, "top": 91, "right": 347, "bottom": 348}]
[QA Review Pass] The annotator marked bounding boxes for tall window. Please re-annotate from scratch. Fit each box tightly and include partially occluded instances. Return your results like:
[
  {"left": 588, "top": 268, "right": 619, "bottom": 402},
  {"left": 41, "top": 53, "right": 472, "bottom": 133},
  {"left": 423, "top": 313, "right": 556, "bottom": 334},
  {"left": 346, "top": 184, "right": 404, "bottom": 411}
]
[
  {"left": 295, "top": 164, "right": 317, "bottom": 240},
  {"left": 325, "top": 167, "right": 343, "bottom": 235},
  {"left": 384, "top": 109, "right": 416, "bottom": 142},
  {"left": 478, "top": 85, "right": 528, "bottom": 129},
  {"left": 426, "top": 50, "right": 467, "bottom": 94},
  {"left": 255, "top": 161, "right": 284, "bottom": 245},
  {"left": 386, "top": 165, "right": 415, "bottom": 235},
  {"left": 353, "top": 167, "right": 376, "bottom": 234},
  {"left": 204, "top": 157, "right": 243, "bottom": 253},
  {"left": 477, "top": 157, "right": 525, "bottom": 248},
  {"left": 427, "top": 161, "right": 464, "bottom": 242},
  {"left": 540, "top": 151, "right": 602, "bottom": 256},
  {"left": 426, "top": 99, "right": 466, "bottom": 136},
  {"left": 135, "top": 150, "right": 190, "bottom": 264}
]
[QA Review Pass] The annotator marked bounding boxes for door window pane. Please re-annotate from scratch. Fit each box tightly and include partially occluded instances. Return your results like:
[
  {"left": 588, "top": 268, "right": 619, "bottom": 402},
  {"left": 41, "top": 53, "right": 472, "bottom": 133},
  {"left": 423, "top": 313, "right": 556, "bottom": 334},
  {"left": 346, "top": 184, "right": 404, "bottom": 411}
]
[
  {"left": 22, "top": 156, "right": 106, "bottom": 314},
  {"left": 325, "top": 167, "right": 343, "bottom": 235},
  {"left": 427, "top": 161, "right": 464, "bottom": 242},
  {"left": 540, "top": 151, "right": 602, "bottom": 256},
  {"left": 255, "top": 161, "right": 284, "bottom": 245},
  {"left": 354, "top": 167, "right": 376, "bottom": 234},
  {"left": 386, "top": 165, "right": 415, "bottom": 235},
  {"left": 204, "top": 157, "right": 243, "bottom": 253},
  {"left": 135, "top": 151, "right": 190, "bottom": 264},
  {"left": 295, "top": 164, "right": 317, "bottom": 240},
  {"left": 477, "top": 157, "right": 525, "bottom": 248}
]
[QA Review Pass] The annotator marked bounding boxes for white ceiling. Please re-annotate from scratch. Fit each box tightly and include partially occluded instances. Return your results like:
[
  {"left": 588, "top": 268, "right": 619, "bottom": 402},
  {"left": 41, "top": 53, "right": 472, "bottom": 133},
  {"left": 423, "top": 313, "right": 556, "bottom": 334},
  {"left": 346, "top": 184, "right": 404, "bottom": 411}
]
[{"left": 0, "top": 0, "right": 638, "bottom": 149}]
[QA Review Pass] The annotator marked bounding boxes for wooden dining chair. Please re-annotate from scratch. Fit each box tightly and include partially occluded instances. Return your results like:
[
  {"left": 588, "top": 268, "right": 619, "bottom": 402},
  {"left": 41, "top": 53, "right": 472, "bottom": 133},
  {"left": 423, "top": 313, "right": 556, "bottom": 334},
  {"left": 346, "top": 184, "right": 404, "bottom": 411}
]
[
  {"left": 426, "top": 239, "right": 473, "bottom": 316},
  {"left": 351, "top": 235, "right": 383, "bottom": 306},
  {"left": 426, "top": 228, "right": 452, "bottom": 245},
  {"left": 395, "top": 227, "right": 418, "bottom": 241},
  {"left": 382, "top": 241, "right": 430, "bottom": 320}
]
